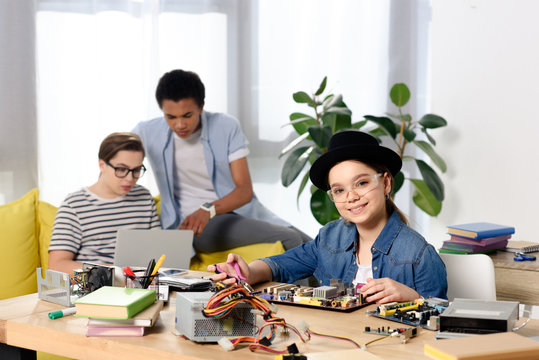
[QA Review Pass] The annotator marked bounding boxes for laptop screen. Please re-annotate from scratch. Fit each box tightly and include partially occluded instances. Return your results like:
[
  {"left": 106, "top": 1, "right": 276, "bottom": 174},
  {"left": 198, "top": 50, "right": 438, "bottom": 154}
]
[{"left": 113, "top": 229, "right": 194, "bottom": 269}]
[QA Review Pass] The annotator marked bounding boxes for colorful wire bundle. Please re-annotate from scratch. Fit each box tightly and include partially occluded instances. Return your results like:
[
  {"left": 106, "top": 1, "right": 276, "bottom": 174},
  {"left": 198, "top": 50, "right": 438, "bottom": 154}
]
[
  {"left": 306, "top": 328, "right": 363, "bottom": 349},
  {"left": 202, "top": 283, "right": 310, "bottom": 353}
]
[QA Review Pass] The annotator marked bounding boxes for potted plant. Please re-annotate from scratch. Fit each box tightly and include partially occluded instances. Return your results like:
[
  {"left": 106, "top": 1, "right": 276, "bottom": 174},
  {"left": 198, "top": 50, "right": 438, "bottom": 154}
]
[{"left": 280, "top": 77, "right": 447, "bottom": 225}]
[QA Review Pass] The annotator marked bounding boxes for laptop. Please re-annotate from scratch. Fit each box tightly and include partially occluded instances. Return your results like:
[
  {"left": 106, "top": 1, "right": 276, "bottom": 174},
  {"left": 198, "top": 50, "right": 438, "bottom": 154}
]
[{"left": 114, "top": 229, "right": 194, "bottom": 270}]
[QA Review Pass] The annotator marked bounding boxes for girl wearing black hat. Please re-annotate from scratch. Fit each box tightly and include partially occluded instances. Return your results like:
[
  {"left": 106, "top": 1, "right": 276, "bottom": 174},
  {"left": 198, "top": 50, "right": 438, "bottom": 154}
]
[{"left": 209, "top": 131, "right": 447, "bottom": 303}]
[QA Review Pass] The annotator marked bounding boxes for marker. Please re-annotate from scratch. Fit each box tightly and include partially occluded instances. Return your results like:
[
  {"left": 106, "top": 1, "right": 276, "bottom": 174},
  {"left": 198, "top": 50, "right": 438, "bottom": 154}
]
[
  {"left": 48, "top": 307, "right": 76, "bottom": 320},
  {"left": 151, "top": 254, "right": 166, "bottom": 277},
  {"left": 123, "top": 266, "right": 137, "bottom": 279}
]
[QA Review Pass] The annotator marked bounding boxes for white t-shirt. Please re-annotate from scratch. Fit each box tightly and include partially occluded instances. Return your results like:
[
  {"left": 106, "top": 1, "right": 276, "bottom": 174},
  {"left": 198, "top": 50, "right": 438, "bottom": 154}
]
[
  {"left": 173, "top": 129, "right": 249, "bottom": 219},
  {"left": 353, "top": 262, "right": 373, "bottom": 287}
]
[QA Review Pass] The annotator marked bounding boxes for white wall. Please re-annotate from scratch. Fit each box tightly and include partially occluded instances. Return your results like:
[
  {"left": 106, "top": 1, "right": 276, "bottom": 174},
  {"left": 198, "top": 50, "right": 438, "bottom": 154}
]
[{"left": 428, "top": 0, "right": 539, "bottom": 246}]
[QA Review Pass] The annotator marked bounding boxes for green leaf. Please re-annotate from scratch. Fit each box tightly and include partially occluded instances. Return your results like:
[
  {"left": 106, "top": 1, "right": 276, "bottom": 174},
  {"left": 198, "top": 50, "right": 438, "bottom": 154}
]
[
  {"left": 290, "top": 112, "right": 318, "bottom": 136},
  {"left": 402, "top": 155, "right": 415, "bottom": 162},
  {"left": 403, "top": 129, "right": 416, "bottom": 142},
  {"left": 308, "top": 126, "right": 332, "bottom": 149},
  {"left": 296, "top": 171, "right": 310, "bottom": 207},
  {"left": 315, "top": 77, "right": 327, "bottom": 96},
  {"left": 364, "top": 115, "right": 398, "bottom": 138},
  {"left": 310, "top": 189, "right": 340, "bottom": 225},
  {"left": 351, "top": 120, "right": 367, "bottom": 129},
  {"left": 322, "top": 97, "right": 352, "bottom": 132},
  {"left": 293, "top": 91, "right": 315, "bottom": 106},
  {"left": 308, "top": 147, "right": 323, "bottom": 164},
  {"left": 392, "top": 171, "right": 405, "bottom": 195},
  {"left": 421, "top": 128, "right": 436, "bottom": 145},
  {"left": 368, "top": 127, "right": 387, "bottom": 141},
  {"left": 415, "top": 159, "right": 444, "bottom": 201},
  {"left": 418, "top": 114, "right": 447, "bottom": 129},
  {"left": 410, "top": 179, "right": 442, "bottom": 216},
  {"left": 413, "top": 140, "right": 447, "bottom": 173},
  {"left": 322, "top": 94, "right": 342, "bottom": 110},
  {"left": 284, "top": 115, "right": 316, "bottom": 127},
  {"left": 281, "top": 146, "right": 313, "bottom": 187},
  {"left": 390, "top": 83, "right": 410, "bottom": 107},
  {"left": 325, "top": 106, "right": 352, "bottom": 116},
  {"left": 279, "top": 132, "right": 310, "bottom": 159}
]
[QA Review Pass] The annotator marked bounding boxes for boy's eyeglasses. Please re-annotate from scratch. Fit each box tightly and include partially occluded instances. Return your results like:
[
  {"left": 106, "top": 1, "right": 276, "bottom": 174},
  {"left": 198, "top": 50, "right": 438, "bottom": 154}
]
[{"left": 106, "top": 161, "right": 146, "bottom": 179}]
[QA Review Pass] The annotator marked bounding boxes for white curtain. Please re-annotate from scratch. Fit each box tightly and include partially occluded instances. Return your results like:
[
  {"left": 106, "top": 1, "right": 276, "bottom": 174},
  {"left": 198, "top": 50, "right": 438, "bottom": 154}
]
[
  {"left": 31, "top": 0, "right": 428, "bottom": 236},
  {"left": 0, "top": 1, "right": 37, "bottom": 205}
]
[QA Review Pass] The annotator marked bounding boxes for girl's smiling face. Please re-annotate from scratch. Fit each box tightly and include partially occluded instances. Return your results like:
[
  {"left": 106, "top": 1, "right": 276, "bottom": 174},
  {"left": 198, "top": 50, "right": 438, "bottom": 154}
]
[{"left": 328, "top": 160, "right": 391, "bottom": 228}]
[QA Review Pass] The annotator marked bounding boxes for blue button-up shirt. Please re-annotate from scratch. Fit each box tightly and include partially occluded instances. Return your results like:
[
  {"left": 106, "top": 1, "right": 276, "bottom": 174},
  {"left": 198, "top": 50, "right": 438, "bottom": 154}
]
[
  {"left": 133, "top": 111, "right": 290, "bottom": 230},
  {"left": 261, "top": 211, "right": 448, "bottom": 299}
]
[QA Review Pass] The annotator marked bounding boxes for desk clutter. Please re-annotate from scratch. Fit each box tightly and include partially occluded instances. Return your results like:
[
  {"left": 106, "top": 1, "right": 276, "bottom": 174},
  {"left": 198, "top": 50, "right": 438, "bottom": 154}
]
[
  {"left": 35, "top": 256, "right": 538, "bottom": 357},
  {"left": 440, "top": 222, "right": 515, "bottom": 254}
]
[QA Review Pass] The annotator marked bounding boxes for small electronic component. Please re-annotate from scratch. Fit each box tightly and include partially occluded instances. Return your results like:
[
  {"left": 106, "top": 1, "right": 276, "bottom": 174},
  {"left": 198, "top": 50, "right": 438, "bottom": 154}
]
[
  {"left": 262, "top": 280, "right": 367, "bottom": 312},
  {"left": 364, "top": 326, "right": 417, "bottom": 343},
  {"left": 367, "top": 298, "right": 448, "bottom": 330}
]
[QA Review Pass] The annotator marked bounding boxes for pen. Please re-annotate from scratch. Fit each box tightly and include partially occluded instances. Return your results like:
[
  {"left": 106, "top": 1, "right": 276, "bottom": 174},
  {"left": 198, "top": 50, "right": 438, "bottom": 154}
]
[
  {"left": 143, "top": 258, "right": 156, "bottom": 288},
  {"left": 48, "top": 306, "right": 76, "bottom": 320},
  {"left": 147, "top": 254, "right": 166, "bottom": 287}
]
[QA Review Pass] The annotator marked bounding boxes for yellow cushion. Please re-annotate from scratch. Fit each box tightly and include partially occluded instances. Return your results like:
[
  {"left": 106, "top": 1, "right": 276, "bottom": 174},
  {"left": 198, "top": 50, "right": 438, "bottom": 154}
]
[
  {"left": 37, "top": 352, "right": 73, "bottom": 360},
  {"left": 37, "top": 201, "right": 58, "bottom": 272},
  {"left": 0, "top": 188, "right": 40, "bottom": 300},
  {"left": 189, "top": 241, "right": 285, "bottom": 271},
  {"left": 154, "top": 195, "right": 161, "bottom": 217}
]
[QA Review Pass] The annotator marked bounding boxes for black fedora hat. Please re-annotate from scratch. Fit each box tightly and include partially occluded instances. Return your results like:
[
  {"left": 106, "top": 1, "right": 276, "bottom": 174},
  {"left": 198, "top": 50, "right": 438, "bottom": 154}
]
[{"left": 309, "top": 130, "right": 402, "bottom": 190}]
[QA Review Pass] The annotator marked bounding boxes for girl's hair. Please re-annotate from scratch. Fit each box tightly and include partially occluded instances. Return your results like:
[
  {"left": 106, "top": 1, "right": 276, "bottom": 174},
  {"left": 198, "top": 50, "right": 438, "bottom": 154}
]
[
  {"left": 364, "top": 161, "right": 408, "bottom": 225},
  {"left": 98, "top": 132, "right": 145, "bottom": 162}
]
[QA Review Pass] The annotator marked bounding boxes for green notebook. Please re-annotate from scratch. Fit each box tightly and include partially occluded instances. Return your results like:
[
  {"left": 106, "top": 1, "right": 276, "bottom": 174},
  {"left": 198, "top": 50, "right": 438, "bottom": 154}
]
[{"left": 74, "top": 286, "right": 156, "bottom": 319}]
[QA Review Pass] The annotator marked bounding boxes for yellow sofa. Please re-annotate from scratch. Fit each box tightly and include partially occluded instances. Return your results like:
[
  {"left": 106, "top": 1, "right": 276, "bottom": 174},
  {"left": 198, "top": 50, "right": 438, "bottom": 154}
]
[{"left": 0, "top": 188, "right": 285, "bottom": 301}]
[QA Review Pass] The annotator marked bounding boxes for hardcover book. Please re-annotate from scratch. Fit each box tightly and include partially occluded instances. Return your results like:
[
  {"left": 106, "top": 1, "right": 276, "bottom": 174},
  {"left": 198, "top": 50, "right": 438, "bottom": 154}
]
[
  {"left": 438, "top": 248, "right": 497, "bottom": 255},
  {"left": 441, "top": 238, "right": 509, "bottom": 253},
  {"left": 74, "top": 286, "right": 156, "bottom": 319},
  {"left": 448, "top": 234, "right": 511, "bottom": 246},
  {"left": 87, "top": 300, "right": 163, "bottom": 327},
  {"left": 447, "top": 222, "right": 515, "bottom": 239},
  {"left": 86, "top": 324, "right": 145, "bottom": 337}
]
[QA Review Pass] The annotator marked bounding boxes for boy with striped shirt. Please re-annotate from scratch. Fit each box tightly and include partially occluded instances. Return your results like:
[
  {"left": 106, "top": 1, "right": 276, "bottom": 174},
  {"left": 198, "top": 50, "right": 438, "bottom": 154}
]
[{"left": 48, "top": 132, "right": 160, "bottom": 276}]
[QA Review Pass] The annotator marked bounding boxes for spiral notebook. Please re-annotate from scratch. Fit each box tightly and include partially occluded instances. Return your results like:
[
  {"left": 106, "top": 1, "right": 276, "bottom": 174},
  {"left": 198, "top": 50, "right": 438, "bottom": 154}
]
[{"left": 504, "top": 241, "right": 539, "bottom": 253}]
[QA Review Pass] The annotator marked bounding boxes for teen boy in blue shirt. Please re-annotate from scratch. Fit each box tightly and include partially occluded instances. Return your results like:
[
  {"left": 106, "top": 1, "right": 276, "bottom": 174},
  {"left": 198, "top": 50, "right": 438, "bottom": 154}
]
[{"left": 133, "top": 70, "right": 310, "bottom": 253}]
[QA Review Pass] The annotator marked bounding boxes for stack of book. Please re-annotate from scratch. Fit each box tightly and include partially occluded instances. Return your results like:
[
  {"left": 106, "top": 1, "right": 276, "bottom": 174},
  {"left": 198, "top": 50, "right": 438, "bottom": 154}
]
[
  {"left": 440, "top": 222, "right": 515, "bottom": 254},
  {"left": 74, "top": 286, "right": 161, "bottom": 337}
]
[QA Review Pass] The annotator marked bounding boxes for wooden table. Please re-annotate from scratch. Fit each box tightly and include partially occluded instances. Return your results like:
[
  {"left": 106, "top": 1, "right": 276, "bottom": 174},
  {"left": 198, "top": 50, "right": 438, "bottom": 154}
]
[
  {"left": 1, "top": 286, "right": 539, "bottom": 359},
  {"left": 489, "top": 251, "right": 539, "bottom": 305}
]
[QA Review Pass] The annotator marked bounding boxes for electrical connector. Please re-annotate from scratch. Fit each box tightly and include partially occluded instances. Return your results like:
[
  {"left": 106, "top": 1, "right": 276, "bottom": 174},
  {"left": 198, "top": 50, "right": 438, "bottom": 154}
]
[
  {"left": 218, "top": 337, "right": 234, "bottom": 351},
  {"left": 297, "top": 320, "right": 310, "bottom": 332},
  {"left": 250, "top": 309, "right": 265, "bottom": 316},
  {"left": 287, "top": 343, "right": 299, "bottom": 354},
  {"left": 269, "top": 303, "right": 279, "bottom": 314}
]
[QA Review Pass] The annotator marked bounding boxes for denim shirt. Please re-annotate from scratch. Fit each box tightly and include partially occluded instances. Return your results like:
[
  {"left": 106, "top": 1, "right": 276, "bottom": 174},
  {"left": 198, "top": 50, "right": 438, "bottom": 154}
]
[
  {"left": 261, "top": 211, "right": 448, "bottom": 299},
  {"left": 133, "top": 112, "right": 289, "bottom": 229}
]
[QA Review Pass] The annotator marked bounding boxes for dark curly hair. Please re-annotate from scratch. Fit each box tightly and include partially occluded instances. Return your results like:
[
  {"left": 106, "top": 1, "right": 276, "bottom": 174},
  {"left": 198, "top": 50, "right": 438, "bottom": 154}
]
[{"left": 155, "top": 69, "right": 205, "bottom": 109}]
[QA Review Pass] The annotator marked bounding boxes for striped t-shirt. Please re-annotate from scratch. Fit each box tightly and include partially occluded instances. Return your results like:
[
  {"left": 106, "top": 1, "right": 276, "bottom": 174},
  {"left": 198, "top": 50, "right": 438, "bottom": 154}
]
[{"left": 49, "top": 185, "right": 161, "bottom": 264}]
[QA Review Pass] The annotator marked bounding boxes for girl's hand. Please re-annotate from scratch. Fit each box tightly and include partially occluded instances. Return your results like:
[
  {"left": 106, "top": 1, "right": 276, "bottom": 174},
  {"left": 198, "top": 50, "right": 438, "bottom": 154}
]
[
  {"left": 207, "top": 253, "right": 251, "bottom": 285},
  {"left": 360, "top": 277, "right": 420, "bottom": 304}
]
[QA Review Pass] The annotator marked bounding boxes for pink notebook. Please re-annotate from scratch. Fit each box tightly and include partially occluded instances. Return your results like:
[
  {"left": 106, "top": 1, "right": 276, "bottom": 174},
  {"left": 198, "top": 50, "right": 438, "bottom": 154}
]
[{"left": 86, "top": 324, "right": 145, "bottom": 337}]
